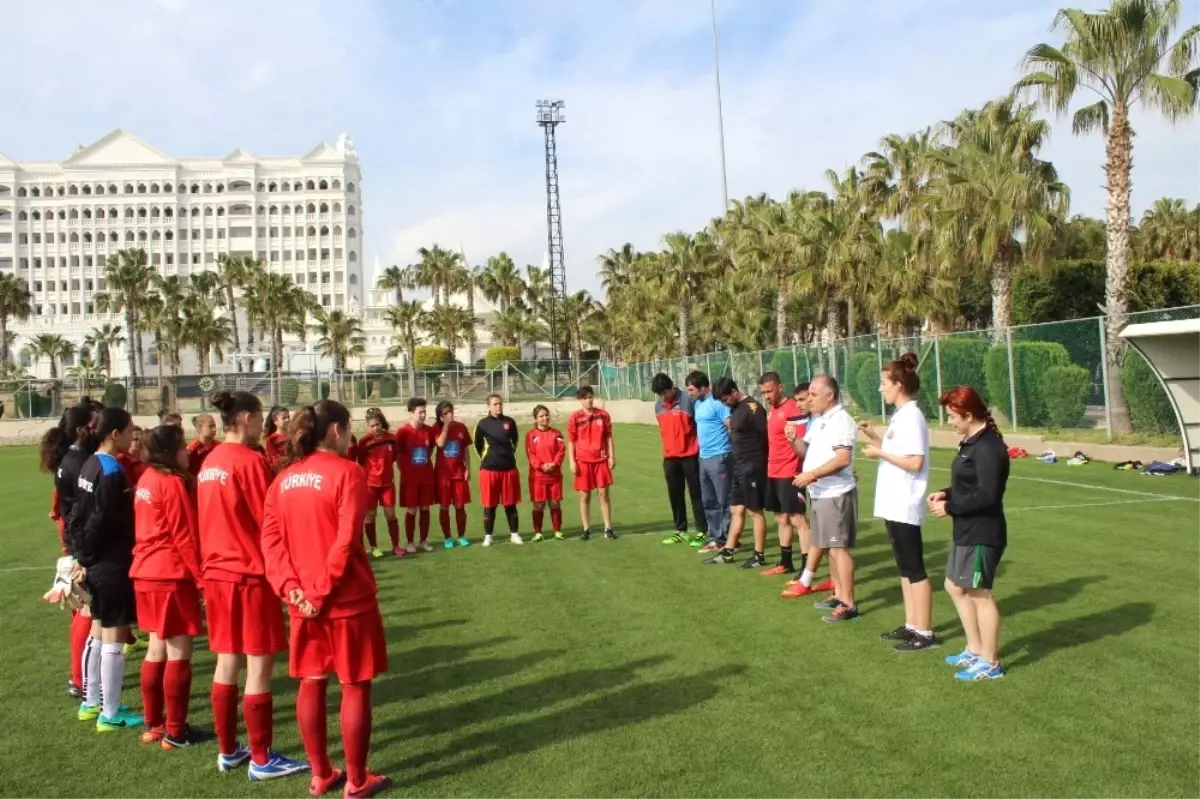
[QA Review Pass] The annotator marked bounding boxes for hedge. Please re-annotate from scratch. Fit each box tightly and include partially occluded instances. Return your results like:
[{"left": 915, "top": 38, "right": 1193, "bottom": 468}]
[
  {"left": 1041, "top": 365, "right": 1091, "bottom": 428},
  {"left": 379, "top": 374, "right": 399, "bottom": 399},
  {"left": 925, "top": 337, "right": 991, "bottom": 411},
  {"left": 310, "top": 379, "right": 330, "bottom": 401},
  {"left": 1120, "top": 348, "right": 1177, "bottom": 436},
  {"left": 14, "top": 387, "right": 53, "bottom": 418},
  {"left": 414, "top": 347, "right": 451, "bottom": 369},
  {"left": 1012, "top": 259, "right": 1200, "bottom": 325},
  {"left": 845, "top": 350, "right": 879, "bottom": 413},
  {"left": 279, "top": 378, "right": 300, "bottom": 405},
  {"left": 354, "top": 377, "right": 374, "bottom": 401},
  {"left": 485, "top": 346, "right": 520, "bottom": 370},
  {"left": 101, "top": 382, "right": 128, "bottom": 410},
  {"left": 985, "top": 340, "right": 1071, "bottom": 427}
]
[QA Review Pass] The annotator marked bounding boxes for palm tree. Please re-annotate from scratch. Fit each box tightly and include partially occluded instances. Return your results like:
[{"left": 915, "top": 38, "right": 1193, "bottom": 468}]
[
  {"left": 423, "top": 304, "right": 476, "bottom": 353},
  {"left": 215, "top": 254, "right": 261, "bottom": 371},
  {"left": 0, "top": 273, "right": 32, "bottom": 366},
  {"left": 477, "top": 252, "right": 526, "bottom": 311},
  {"left": 28, "top": 333, "right": 76, "bottom": 412},
  {"left": 311, "top": 308, "right": 366, "bottom": 400},
  {"left": 94, "top": 249, "right": 154, "bottom": 411},
  {"left": 84, "top": 323, "right": 124, "bottom": 375},
  {"left": 597, "top": 244, "right": 638, "bottom": 296},
  {"left": 409, "top": 245, "right": 462, "bottom": 306},
  {"left": 488, "top": 305, "right": 533, "bottom": 348},
  {"left": 183, "top": 305, "right": 234, "bottom": 374},
  {"left": 448, "top": 254, "right": 479, "bottom": 364},
  {"left": 383, "top": 300, "right": 427, "bottom": 396},
  {"left": 67, "top": 357, "right": 105, "bottom": 395},
  {"left": 1015, "top": 0, "right": 1199, "bottom": 432},
  {"left": 252, "top": 273, "right": 314, "bottom": 402},
  {"left": 1139, "top": 197, "right": 1197, "bottom": 260},
  {"left": 659, "top": 232, "right": 720, "bottom": 356},
  {"left": 376, "top": 264, "right": 414, "bottom": 303}
]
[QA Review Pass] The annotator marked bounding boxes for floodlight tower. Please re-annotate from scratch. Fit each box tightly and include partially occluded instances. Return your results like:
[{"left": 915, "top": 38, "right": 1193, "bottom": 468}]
[{"left": 536, "top": 100, "right": 568, "bottom": 374}]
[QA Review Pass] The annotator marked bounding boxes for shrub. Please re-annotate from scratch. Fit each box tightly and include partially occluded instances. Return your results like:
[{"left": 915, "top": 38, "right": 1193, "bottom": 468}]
[
  {"left": 485, "top": 346, "right": 520, "bottom": 370},
  {"left": 379, "top": 373, "right": 399, "bottom": 399},
  {"left": 985, "top": 340, "right": 1071, "bottom": 427},
  {"left": 768, "top": 349, "right": 798, "bottom": 388},
  {"left": 928, "top": 337, "right": 991, "bottom": 408},
  {"left": 309, "top": 379, "right": 330, "bottom": 401},
  {"left": 354, "top": 377, "right": 374, "bottom": 401},
  {"left": 1041, "top": 365, "right": 1091, "bottom": 428},
  {"left": 1120, "top": 348, "right": 1178, "bottom": 436},
  {"left": 100, "top": 382, "right": 127, "bottom": 410},
  {"left": 844, "top": 350, "right": 878, "bottom": 413},
  {"left": 414, "top": 347, "right": 451, "bottom": 369},
  {"left": 14, "top": 387, "right": 53, "bottom": 418},
  {"left": 279, "top": 378, "right": 300, "bottom": 405}
]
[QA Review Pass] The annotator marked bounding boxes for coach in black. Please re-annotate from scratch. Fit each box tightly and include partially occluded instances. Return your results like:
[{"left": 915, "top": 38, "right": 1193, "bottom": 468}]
[
  {"left": 705, "top": 377, "right": 769, "bottom": 565},
  {"left": 474, "top": 393, "right": 524, "bottom": 546}
]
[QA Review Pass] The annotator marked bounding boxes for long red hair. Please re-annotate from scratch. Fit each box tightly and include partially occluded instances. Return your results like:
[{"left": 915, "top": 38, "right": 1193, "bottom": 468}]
[{"left": 938, "top": 386, "right": 1002, "bottom": 440}]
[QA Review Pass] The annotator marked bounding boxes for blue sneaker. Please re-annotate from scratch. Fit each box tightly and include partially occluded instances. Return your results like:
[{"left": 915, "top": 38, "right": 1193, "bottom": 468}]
[
  {"left": 955, "top": 660, "right": 1006, "bottom": 681},
  {"left": 443, "top": 539, "right": 455, "bottom": 550},
  {"left": 945, "top": 649, "right": 979, "bottom": 668},
  {"left": 457, "top": 537, "right": 470, "bottom": 547},
  {"left": 248, "top": 750, "right": 310, "bottom": 781},
  {"left": 96, "top": 708, "right": 144, "bottom": 732},
  {"left": 218, "top": 744, "right": 252, "bottom": 772}
]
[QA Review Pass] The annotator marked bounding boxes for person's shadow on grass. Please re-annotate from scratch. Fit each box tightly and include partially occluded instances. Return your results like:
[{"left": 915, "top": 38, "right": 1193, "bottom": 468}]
[
  {"left": 932, "top": 575, "right": 1108, "bottom": 637},
  {"left": 1001, "top": 601, "right": 1155, "bottom": 669},
  {"left": 374, "top": 648, "right": 566, "bottom": 705},
  {"left": 379, "top": 663, "right": 747, "bottom": 788}
]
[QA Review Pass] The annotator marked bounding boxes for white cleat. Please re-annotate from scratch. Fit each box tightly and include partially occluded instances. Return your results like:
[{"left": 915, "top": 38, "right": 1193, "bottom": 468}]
[
  {"left": 419, "top": 541, "right": 434, "bottom": 552},
  {"left": 482, "top": 535, "right": 494, "bottom": 547},
  {"left": 510, "top": 533, "right": 525, "bottom": 545}
]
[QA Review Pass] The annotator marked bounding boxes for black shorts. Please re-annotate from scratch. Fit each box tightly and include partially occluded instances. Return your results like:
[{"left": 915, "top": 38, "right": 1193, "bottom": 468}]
[
  {"left": 946, "top": 544, "right": 1004, "bottom": 590},
  {"left": 764, "top": 477, "right": 806, "bottom": 515},
  {"left": 729, "top": 460, "right": 768, "bottom": 512},
  {"left": 886, "top": 520, "right": 927, "bottom": 582},
  {"left": 85, "top": 565, "right": 137, "bottom": 628}
]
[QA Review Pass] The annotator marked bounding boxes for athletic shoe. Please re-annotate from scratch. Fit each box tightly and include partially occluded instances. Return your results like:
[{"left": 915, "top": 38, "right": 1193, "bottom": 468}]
[
  {"left": 580, "top": 530, "right": 592, "bottom": 541},
  {"left": 879, "top": 625, "right": 914, "bottom": 641},
  {"left": 309, "top": 768, "right": 345, "bottom": 797},
  {"left": 140, "top": 725, "right": 166, "bottom": 744},
  {"left": 690, "top": 534, "right": 707, "bottom": 547},
  {"left": 761, "top": 565, "right": 789, "bottom": 577},
  {"left": 704, "top": 549, "right": 736, "bottom": 565},
  {"left": 699, "top": 541, "right": 720, "bottom": 553},
  {"left": 482, "top": 535, "right": 494, "bottom": 547},
  {"left": 405, "top": 543, "right": 418, "bottom": 555},
  {"left": 895, "top": 634, "right": 940, "bottom": 653},
  {"left": 344, "top": 772, "right": 392, "bottom": 799},
  {"left": 218, "top": 745, "right": 253, "bottom": 772},
  {"left": 811, "top": 578, "right": 835, "bottom": 592},
  {"left": 740, "top": 554, "right": 766, "bottom": 570},
  {"left": 822, "top": 604, "right": 860, "bottom": 623},
  {"left": 553, "top": 532, "right": 565, "bottom": 540},
  {"left": 77, "top": 702, "right": 102, "bottom": 721},
  {"left": 813, "top": 596, "right": 844, "bottom": 611},
  {"left": 443, "top": 539, "right": 455, "bottom": 550},
  {"left": 392, "top": 547, "right": 407, "bottom": 558},
  {"left": 510, "top": 533, "right": 524, "bottom": 545},
  {"left": 67, "top": 681, "right": 82, "bottom": 699},
  {"left": 662, "top": 533, "right": 688, "bottom": 544},
  {"left": 604, "top": 529, "right": 617, "bottom": 540},
  {"left": 124, "top": 636, "right": 149, "bottom": 656},
  {"left": 97, "top": 708, "right": 144, "bottom": 732},
  {"left": 248, "top": 750, "right": 311, "bottom": 781},
  {"left": 369, "top": 547, "right": 384, "bottom": 559},
  {"left": 419, "top": 541, "right": 434, "bottom": 552},
  {"left": 161, "top": 725, "right": 207, "bottom": 750},
  {"left": 457, "top": 537, "right": 471, "bottom": 547},
  {"left": 944, "top": 649, "right": 978, "bottom": 668},
  {"left": 780, "top": 583, "right": 816, "bottom": 598},
  {"left": 532, "top": 533, "right": 545, "bottom": 542},
  {"left": 955, "top": 660, "right": 1005, "bottom": 681}
]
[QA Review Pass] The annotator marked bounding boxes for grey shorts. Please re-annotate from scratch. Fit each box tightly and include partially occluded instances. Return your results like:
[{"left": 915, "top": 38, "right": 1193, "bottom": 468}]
[
  {"left": 946, "top": 543, "right": 1004, "bottom": 590},
  {"left": 811, "top": 489, "right": 858, "bottom": 549}
]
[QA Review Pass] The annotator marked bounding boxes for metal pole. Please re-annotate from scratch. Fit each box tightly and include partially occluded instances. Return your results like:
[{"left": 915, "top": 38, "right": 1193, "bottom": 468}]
[
  {"left": 876, "top": 332, "right": 886, "bottom": 422},
  {"left": 934, "top": 335, "right": 945, "bottom": 426},
  {"left": 706, "top": 351, "right": 712, "bottom": 380},
  {"left": 502, "top": 361, "right": 510, "bottom": 403},
  {"left": 791, "top": 345, "right": 798, "bottom": 387},
  {"left": 1005, "top": 327, "right": 1019, "bottom": 432},
  {"left": 1097, "top": 316, "right": 1113, "bottom": 439},
  {"left": 710, "top": 0, "right": 729, "bottom": 213}
]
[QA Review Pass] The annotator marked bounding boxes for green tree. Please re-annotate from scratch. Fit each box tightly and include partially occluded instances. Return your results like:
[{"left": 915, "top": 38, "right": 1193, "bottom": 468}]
[
  {"left": 94, "top": 249, "right": 154, "bottom": 410},
  {"left": 84, "top": 323, "right": 125, "bottom": 375},
  {"left": 383, "top": 300, "right": 427, "bottom": 396},
  {"left": 0, "top": 272, "right": 32, "bottom": 366}
]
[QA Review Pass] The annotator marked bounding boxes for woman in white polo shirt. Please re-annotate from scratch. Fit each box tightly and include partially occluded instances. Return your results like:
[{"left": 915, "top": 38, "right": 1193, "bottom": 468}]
[{"left": 859, "top": 352, "right": 934, "bottom": 652}]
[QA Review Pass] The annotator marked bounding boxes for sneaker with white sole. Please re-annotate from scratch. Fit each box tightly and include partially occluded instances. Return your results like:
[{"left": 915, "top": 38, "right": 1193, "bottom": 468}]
[
  {"left": 217, "top": 744, "right": 252, "bottom": 772},
  {"left": 482, "top": 535, "right": 494, "bottom": 547},
  {"left": 510, "top": 533, "right": 524, "bottom": 545},
  {"left": 419, "top": 541, "right": 434, "bottom": 552},
  {"left": 404, "top": 543, "right": 418, "bottom": 555},
  {"left": 247, "top": 750, "right": 310, "bottom": 781}
]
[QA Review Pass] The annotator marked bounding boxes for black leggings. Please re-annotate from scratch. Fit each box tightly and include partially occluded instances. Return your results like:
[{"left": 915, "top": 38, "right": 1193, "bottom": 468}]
[
  {"left": 886, "top": 520, "right": 927, "bottom": 583},
  {"left": 483, "top": 505, "right": 519, "bottom": 535}
]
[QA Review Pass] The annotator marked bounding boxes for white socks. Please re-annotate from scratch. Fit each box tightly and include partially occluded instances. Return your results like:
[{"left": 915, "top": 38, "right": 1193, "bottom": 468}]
[
  {"left": 800, "top": 569, "right": 815, "bottom": 588},
  {"left": 100, "top": 642, "right": 125, "bottom": 718},
  {"left": 83, "top": 636, "right": 102, "bottom": 707}
]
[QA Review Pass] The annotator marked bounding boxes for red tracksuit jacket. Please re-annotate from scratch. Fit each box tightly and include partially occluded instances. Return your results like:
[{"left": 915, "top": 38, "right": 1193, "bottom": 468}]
[
  {"left": 525, "top": 427, "right": 566, "bottom": 483},
  {"left": 187, "top": 439, "right": 218, "bottom": 476},
  {"left": 355, "top": 432, "right": 397, "bottom": 488},
  {"left": 130, "top": 468, "right": 203, "bottom": 585},
  {"left": 196, "top": 442, "right": 272, "bottom": 583}
]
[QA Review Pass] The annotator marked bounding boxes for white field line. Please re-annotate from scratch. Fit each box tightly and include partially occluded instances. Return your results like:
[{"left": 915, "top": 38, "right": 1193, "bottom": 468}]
[
  {"left": 1005, "top": 497, "right": 1189, "bottom": 512},
  {"left": 0, "top": 565, "right": 47, "bottom": 574},
  {"left": 929, "top": 467, "right": 1200, "bottom": 502}
]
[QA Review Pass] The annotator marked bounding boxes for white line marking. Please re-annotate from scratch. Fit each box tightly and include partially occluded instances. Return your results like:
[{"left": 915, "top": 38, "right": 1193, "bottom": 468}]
[
  {"left": 0, "top": 565, "right": 46, "bottom": 574},
  {"left": 1006, "top": 498, "right": 1188, "bottom": 512},
  {"left": 929, "top": 467, "right": 1199, "bottom": 502}
]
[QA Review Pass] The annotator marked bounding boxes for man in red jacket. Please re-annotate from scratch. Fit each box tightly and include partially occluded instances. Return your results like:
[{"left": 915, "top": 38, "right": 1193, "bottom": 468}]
[{"left": 651, "top": 373, "right": 707, "bottom": 544}]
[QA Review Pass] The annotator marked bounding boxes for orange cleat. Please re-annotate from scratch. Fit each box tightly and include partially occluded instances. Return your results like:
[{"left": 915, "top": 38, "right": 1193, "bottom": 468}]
[
  {"left": 812, "top": 578, "right": 835, "bottom": 592},
  {"left": 309, "top": 769, "right": 345, "bottom": 797},
  {"left": 780, "top": 583, "right": 815, "bottom": 598},
  {"left": 345, "top": 772, "right": 392, "bottom": 799},
  {"left": 140, "top": 725, "right": 166, "bottom": 745},
  {"left": 760, "top": 565, "right": 789, "bottom": 577}
]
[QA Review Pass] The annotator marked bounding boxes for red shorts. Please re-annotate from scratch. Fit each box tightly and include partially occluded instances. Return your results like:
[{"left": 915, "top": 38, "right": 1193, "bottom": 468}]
[
  {"left": 436, "top": 477, "right": 471, "bottom": 507},
  {"left": 479, "top": 469, "right": 521, "bottom": 507},
  {"left": 529, "top": 476, "right": 564, "bottom": 503},
  {"left": 401, "top": 481, "right": 436, "bottom": 508},
  {"left": 204, "top": 577, "right": 287, "bottom": 656},
  {"left": 289, "top": 606, "right": 388, "bottom": 683},
  {"left": 134, "top": 579, "right": 203, "bottom": 639},
  {"left": 367, "top": 482, "right": 396, "bottom": 508},
  {"left": 574, "top": 461, "right": 614, "bottom": 492}
]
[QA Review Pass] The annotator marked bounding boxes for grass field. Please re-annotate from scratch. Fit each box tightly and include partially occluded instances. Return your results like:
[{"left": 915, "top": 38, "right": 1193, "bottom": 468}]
[{"left": 0, "top": 423, "right": 1197, "bottom": 798}]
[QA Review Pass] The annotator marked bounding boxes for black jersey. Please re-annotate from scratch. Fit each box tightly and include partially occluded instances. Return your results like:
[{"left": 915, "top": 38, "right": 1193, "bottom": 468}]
[
  {"left": 54, "top": 445, "right": 90, "bottom": 553},
  {"left": 474, "top": 414, "right": 519, "bottom": 472},
  {"left": 729, "top": 396, "right": 768, "bottom": 465},
  {"left": 942, "top": 427, "right": 1010, "bottom": 548},
  {"left": 66, "top": 451, "right": 134, "bottom": 569}
]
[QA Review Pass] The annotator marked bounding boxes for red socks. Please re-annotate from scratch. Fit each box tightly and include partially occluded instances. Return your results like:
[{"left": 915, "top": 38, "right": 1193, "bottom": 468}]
[
  {"left": 243, "top": 693, "right": 273, "bottom": 766},
  {"left": 69, "top": 612, "right": 90, "bottom": 691},
  {"left": 211, "top": 682, "right": 239, "bottom": 755},
  {"left": 438, "top": 507, "right": 451, "bottom": 539},
  {"left": 364, "top": 521, "right": 377, "bottom": 549},
  {"left": 163, "top": 660, "right": 192, "bottom": 739},
  {"left": 340, "top": 682, "right": 372, "bottom": 788},
  {"left": 386, "top": 518, "right": 399, "bottom": 549},
  {"left": 419, "top": 508, "right": 430, "bottom": 542},
  {"left": 532, "top": 508, "right": 544, "bottom": 533},
  {"left": 550, "top": 507, "right": 563, "bottom": 532},
  {"left": 404, "top": 514, "right": 415, "bottom": 544},
  {"left": 297, "top": 679, "right": 333, "bottom": 779},
  {"left": 140, "top": 659, "right": 166, "bottom": 729},
  {"left": 455, "top": 507, "right": 467, "bottom": 536}
]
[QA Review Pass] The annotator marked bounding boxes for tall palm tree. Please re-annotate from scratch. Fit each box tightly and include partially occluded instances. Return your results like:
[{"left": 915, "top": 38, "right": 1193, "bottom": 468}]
[
  {"left": 28, "top": 333, "right": 76, "bottom": 412},
  {"left": 477, "top": 252, "right": 526, "bottom": 312},
  {"left": 423, "top": 304, "right": 476, "bottom": 353},
  {"left": 597, "top": 244, "right": 638, "bottom": 296},
  {"left": 183, "top": 305, "right": 234, "bottom": 374},
  {"left": 311, "top": 308, "right": 366, "bottom": 374},
  {"left": 0, "top": 272, "right": 32, "bottom": 366},
  {"left": 488, "top": 305, "right": 533, "bottom": 349},
  {"left": 659, "top": 231, "right": 720, "bottom": 356},
  {"left": 84, "top": 323, "right": 124, "bottom": 375},
  {"left": 1139, "top": 197, "right": 1197, "bottom": 260},
  {"left": 215, "top": 254, "right": 260, "bottom": 371},
  {"left": 251, "top": 273, "right": 314, "bottom": 402},
  {"left": 448, "top": 254, "right": 479, "bottom": 363},
  {"left": 383, "top": 300, "right": 427, "bottom": 396},
  {"left": 409, "top": 245, "right": 462, "bottom": 307},
  {"left": 1015, "top": 0, "right": 1198, "bottom": 431},
  {"left": 139, "top": 293, "right": 169, "bottom": 400},
  {"left": 67, "top": 357, "right": 105, "bottom": 396},
  {"left": 94, "top": 249, "right": 154, "bottom": 411},
  {"left": 376, "top": 264, "right": 414, "bottom": 303}
]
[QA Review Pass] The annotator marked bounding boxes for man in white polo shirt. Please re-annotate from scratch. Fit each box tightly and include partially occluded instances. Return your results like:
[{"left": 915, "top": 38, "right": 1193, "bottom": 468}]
[{"left": 792, "top": 374, "right": 860, "bottom": 623}]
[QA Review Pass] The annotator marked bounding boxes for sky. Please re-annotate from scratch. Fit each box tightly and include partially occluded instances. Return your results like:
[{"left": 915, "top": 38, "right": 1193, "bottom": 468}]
[{"left": 1, "top": 0, "right": 1197, "bottom": 297}]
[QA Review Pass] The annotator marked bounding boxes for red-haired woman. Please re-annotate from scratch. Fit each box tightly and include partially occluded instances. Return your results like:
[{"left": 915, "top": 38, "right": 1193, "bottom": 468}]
[{"left": 929, "top": 386, "right": 1010, "bottom": 681}]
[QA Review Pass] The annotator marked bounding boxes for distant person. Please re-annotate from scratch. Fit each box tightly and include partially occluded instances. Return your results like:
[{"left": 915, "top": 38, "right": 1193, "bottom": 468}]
[
  {"left": 753, "top": 372, "right": 806, "bottom": 574},
  {"left": 526, "top": 405, "right": 566, "bottom": 541},
  {"left": 395, "top": 398, "right": 438, "bottom": 554},
  {"left": 434, "top": 401, "right": 473, "bottom": 548},
  {"left": 474, "top": 394, "right": 523, "bottom": 546},
  {"left": 187, "top": 414, "right": 219, "bottom": 476},
  {"left": 567, "top": 386, "right": 616, "bottom": 541},
  {"left": 685, "top": 371, "right": 732, "bottom": 551},
  {"left": 705, "top": 378, "right": 767, "bottom": 565},
  {"left": 650, "top": 373, "right": 707, "bottom": 546},
  {"left": 356, "top": 408, "right": 398, "bottom": 559},
  {"left": 263, "top": 406, "right": 291, "bottom": 472}
]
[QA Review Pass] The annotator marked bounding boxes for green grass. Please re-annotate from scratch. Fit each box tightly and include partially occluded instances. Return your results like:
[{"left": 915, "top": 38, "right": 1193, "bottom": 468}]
[{"left": 1, "top": 424, "right": 1198, "bottom": 797}]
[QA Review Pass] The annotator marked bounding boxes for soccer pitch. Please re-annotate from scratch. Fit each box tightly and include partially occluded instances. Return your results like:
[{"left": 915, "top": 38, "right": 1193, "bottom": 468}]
[{"left": 0, "top": 424, "right": 1197, "bottom": 798}]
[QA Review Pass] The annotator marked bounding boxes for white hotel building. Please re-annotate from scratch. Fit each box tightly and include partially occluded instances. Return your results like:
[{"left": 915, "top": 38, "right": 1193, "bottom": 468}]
[{"left": 0, "top": 129, "right": 365, "bottom": 378}]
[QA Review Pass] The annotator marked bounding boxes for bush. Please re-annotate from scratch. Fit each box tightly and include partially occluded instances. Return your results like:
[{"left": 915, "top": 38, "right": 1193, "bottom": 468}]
[
  {"left": 414, "top": 347, "right": 450, "bottom": 369},
  {"left": 485, "top": 346, "right": 520, "bottom": 370},
  {"left": 844, "top": 351, "right": 878, "bottom": 413},
  {"left": 310, "top": 379, "right": 330, "bottom": 401},
  {"left": 985, "top": 340, "right": 1071, "bottom": 427},
  {"left": 922, "top": 336, "right": 991, "bottom": 412},
  {"left": 1120, "top": 348, "right": 1178, "bottom": 436},
  {"left": 1041, "top": 365, "right": 1091, "bottom": 427},
  {"left": 100, "top": 382, "right": 127, "bottom": 410},
  {"left": 279, "top": 378, "right": 300, "bottom": 405},
  {"left": 768, "top": 349, "right": 798, "bottom": 388},
  {"left": 1013, "top": 259, "right": 1200, "bottom": 324},
  {"left": 354, "top": 377, "right": 374, "bottom": 401},
  {"left": 14, "top": 387, "right": 53, "bottom": 418},
  {"left": 379, "top": 373, "right": 399, "bottom": 399}
]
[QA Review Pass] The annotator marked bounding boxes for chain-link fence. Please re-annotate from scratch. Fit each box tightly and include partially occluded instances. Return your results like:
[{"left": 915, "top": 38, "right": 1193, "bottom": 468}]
[
  {"left": 0, "top": 360, "right": 601, "bottom": 419},
  {"left": 600, "top": 305, "right": 1199, "bottom": 442}
]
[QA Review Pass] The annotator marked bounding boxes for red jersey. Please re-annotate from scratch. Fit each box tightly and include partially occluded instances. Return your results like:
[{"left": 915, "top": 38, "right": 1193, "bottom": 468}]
[
  {"left": 395, "top": 423, "right": 437, "bottom": 486},
  {"left": 346, "top": 435, "right": 358, "bottom": 462},
  {"left": 261, "top": 451, "right": 375, "bottom": 619},
  {"left": 567, "top": 408, "right": 612, "bottom": 463},
  {"left": 264, "top": 432, "right": 288, "bottom": 472},
  {"left": 434, "top": 421, "right": 471, "bottom": 481},
  {"left": 655, "top": 390, "right": 699, "bottom": 459},
  {"left": 131, "top": 468, "right": 202, "bottom": 585},
  {"left": 766, "top": 398, "right": 805, "bottom": 479},
  {"left": 525, "top": 427, "right": 565, "bottom": 483},
  {"left": 187, "top": 439, "right": 218, "bottom": 476},
  {"left": 355, "top": 432, "right": 397, "bottom": 488},
  {"left": 196, "top": 442, "right": 272, "bottom": 582},
  {"left": 117, "top": 452, "right": 148, "bottom": 484}
]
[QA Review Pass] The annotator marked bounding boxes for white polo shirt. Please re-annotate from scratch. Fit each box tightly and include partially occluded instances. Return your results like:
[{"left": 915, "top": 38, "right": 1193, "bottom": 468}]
[
  {"left": 802, "top": 404, "right": 857, "bottom": 500},
  {"left": 872, "top": 401, "right": 930, "bottom": 526}
]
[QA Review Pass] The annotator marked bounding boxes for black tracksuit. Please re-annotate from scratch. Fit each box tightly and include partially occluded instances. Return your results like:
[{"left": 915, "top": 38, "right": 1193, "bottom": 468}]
[{"left": 67, "top": 451, "right": 136, "bottom": 627}]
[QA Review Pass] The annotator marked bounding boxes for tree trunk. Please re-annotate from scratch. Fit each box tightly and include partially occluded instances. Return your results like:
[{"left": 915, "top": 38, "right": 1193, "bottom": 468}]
[
  {"left": 847, "top": 296, "right": 857, "bottom": 339},
  {"left": 775, "top": 268, "right": 787, "bottom": 349},
  {"left": 0, "top": 313, "right": 8, "bottom": 365},
  {"left": 226, "top": 286, "right": 242, "bottom": 372},
  {"left": 466, "top": 287, "right": 477, "bottom": 364},
  {"left": 990, "top": 259, "right": 1012, "bottom": 331},
  {"left": 270, "top": 326, "right": 282, "bottom": 406},
  {"left": 824, "top": 290, "right": 841, "bottom": 378},
  {"left": 1104, "top": 102, "right": 1134, "bottom": 435},
  {"left": 124, "top": 309, "right": 138, "bottom": 412},
  {"left": 154, "top": 330, "right": 164, "bottom": 409},
  {"left": 677, "top": 301, "right": 688, "bottom": 358},
  {"left": 407, "top": 348, "right": 416, "bottom": 397}
]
